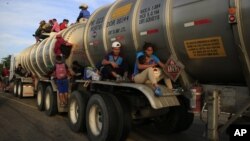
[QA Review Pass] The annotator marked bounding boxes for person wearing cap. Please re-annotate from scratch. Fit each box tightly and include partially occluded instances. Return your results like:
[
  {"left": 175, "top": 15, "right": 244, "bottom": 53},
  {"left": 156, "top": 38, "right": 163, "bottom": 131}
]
[
  {"left": 101, "top": 41, "right": 128, "bottom": 81},
  {"left": 133, "top": 42, "right": 173, "bottom": 96},
  {"left": 54, "top": 34, "right": 72, "bottom": 58},
  {"left": 77, "top": 4, "right": 90, "bottom": 23}
]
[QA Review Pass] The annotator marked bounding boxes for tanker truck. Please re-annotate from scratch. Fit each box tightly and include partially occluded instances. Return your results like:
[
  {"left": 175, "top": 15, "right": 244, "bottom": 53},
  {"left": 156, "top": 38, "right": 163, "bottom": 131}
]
[{"left": 12, "top": 0, "right": 250, "bottom": 141}]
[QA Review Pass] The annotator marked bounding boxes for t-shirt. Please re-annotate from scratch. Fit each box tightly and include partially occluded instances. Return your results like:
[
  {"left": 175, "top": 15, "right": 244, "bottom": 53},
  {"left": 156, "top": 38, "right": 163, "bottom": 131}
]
[
  {"left": 52, "top": 63, "right": 69, "bottom": 79},
  {"left": 51, "top": 22, "right": 60, "bottom": 32},
  {"left": 104, "top": 52, "right": 124, "bottom": 66},
  {"left": 133, "top": 51, "right": 160, "bottom": 76},
  {"left": 2, "top": 68, "right": 9, "bottom": 77},
  {"left": 77, "top": 10, "right": 90, "bottom": 22},
  {"left": 104, "top": 52, "right": 128, "bottom": 73},
  {"left": 60, "top": 22, "right": 67, "bottom": 30},
  {"left": 54, "top": 37, "right": 66, "bottom": 56}
]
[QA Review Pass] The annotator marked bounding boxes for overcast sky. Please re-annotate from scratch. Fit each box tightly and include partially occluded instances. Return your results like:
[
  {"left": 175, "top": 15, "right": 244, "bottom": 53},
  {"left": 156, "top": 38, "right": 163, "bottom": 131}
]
[{"left": 0, "top": 0, "right": 115, "bottom": 60}]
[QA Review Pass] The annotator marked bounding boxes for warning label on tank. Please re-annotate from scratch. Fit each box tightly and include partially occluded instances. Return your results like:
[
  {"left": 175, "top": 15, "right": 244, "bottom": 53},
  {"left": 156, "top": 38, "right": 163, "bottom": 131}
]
[
  {"left": 184, "top": 37, "right": 226, "bottom": 59},
  {"left": 112, "top": 3, "right": 132, "bottom": 19}
]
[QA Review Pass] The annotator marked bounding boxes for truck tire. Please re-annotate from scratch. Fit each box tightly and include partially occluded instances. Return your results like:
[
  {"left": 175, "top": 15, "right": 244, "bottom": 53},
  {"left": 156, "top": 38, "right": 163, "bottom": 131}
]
[
  {"left": 44, "top": 86, "right": 57, "bottom": 116},
  {"left": 13, "top": 81, "right": 18, "bottom": 97},
  {"left": 37, "top": 84, "right": 45, "bottom": 111},
  {"left": 68, "top": 90, "right": 88, "bottom": 132},
  {"left": 151, "top": 106, "right": 180, "bottom": 134},
  {"left": 17, "top": 81, "right": 23, "bottom": 99},
  {"left": 151, "top": 95, "right": 194, "bottom": 134},
  {"left": 86, "top": 94, "right": 119, "bottom": 141},
  {"left": 111, "top": 95, "right": 131, "bottom": 141},
  {"left": 174, "top": 95, "right": 194, "bottom": 132}
]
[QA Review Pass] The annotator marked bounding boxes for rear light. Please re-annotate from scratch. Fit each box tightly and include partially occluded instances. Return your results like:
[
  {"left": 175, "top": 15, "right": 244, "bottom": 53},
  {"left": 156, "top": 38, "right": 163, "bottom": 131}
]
[{"left": 228, "top": 7, "right": 237, "bottom": 24}]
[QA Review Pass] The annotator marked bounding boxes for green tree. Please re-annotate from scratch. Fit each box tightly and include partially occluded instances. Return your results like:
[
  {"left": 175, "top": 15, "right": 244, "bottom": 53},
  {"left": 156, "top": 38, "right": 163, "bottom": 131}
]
[{"left": 0, "top": 55, "right": 11, "bottom": 74}]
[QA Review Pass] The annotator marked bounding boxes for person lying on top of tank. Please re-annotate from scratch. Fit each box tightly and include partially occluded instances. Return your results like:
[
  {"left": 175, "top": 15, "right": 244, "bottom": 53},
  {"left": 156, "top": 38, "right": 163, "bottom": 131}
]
[
  {"left": 51, "top": 19, "right": 60, "bottom": 32},
  {"left": 72, "top": 61, "right": 85, "bottom": 80},
  {"left": 133, "top": 42, "right": 173, "bottom": 96},
  {"left": 54, "top": 34, "right": 73, "bottom": 59},
  {"left": 52, "top": 55, "right": 71, "bottom": 106},
  {"left": 15, "top": 64, "right": 26, "bottom": 77},
  {"left": 100, "top": 41, "right": 128, "bottom": 82},
  {"left": 77, "top": 4, "right": 90, "bottom": 23},
  {"left": 60, "top": 19, "right": 69, "bottom": 30}
]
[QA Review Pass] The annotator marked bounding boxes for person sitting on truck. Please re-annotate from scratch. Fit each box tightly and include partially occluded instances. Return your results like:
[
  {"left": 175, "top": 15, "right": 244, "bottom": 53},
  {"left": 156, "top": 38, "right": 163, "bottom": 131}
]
[
  {"left": 15, "top": 64, "right": 26, "bottom": 77},
  {"left": 133, "top": 42, "right": 173, "bottom": 96},
  {"left": 54, "top": 34, "right": 73, "bottom": 58},
  {"left": 52, "top": 55, "right": 70, "bottom": 106},
  {"left": 77, "top": 4, "right": 90, "bottom": 23},
  {"left": 51, "top": 19, "right": 60, "bottom": 32},
  {"left": 33, "top": 20, "right": 46, "bottom": 43},
  {"left": 100, "top": 41, "right": 128, "bottom": 81},
  {"left": 33, "top": 20, "right": 53, "bottom": 42},
  {"left": 72, "top": 61, "right": 85, "bottom": 80},
  {"left": 39, "top": 19, "right": 53, "bottom": 39},
  {"left": 60, "top": 19, "right": 69, "bottom": 30}
]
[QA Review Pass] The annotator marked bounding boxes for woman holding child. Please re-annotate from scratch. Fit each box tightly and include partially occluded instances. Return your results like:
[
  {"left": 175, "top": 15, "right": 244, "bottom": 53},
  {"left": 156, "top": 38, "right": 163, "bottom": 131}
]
[{"left": 133, "top": 42, "right": 173, "bottom": 96}]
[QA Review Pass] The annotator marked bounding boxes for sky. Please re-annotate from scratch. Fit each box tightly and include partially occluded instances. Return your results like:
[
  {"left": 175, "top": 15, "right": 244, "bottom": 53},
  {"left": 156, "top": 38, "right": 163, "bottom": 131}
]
[{"left": 0, "top": 0, "right": 115, "bottom": 61}]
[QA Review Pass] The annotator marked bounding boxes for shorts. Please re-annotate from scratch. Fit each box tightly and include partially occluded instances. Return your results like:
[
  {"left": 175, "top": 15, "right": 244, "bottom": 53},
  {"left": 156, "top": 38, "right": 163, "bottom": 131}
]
[
  {"left": 3, "top": 77, "right": 9, "bottom": 85},
  {"left": 56, "top": 78, "right": 69, "bottom": 94}
]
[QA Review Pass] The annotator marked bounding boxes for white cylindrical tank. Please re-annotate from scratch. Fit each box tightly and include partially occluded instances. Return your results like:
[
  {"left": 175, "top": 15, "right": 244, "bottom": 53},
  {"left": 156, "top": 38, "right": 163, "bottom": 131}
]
[
  {"left": 17, "top": 23, "right": 87, "bottom": 77},
  {"left": 16, "top": 0, "right": 250, "bottom": 88}
]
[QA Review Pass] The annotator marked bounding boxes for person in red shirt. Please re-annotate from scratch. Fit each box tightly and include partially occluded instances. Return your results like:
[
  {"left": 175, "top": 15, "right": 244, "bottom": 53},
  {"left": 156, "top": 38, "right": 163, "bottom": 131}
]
[
  {"left": 1, "top": 66, "right": 10, "bottom": 91},
  {"left": 54, "top": 34, "right": 72, "bottom": 58},
  {"left": 60, "top": 19, "right": 69, "bottom": 30},
  {"left": 51, "top": 19, "right": 60, "bottom": 32}
]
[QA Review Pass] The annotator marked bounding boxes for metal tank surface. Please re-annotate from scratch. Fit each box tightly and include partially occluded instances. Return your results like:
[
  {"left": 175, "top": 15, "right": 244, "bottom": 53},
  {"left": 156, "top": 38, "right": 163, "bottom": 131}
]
[
  {"left": 17, "top": 0, "right": 250, "bottom": 87},
  {"left": 83, "top": 0, "right": 250, "bottom": 86},
  {"left": 16, "top": 23, "right": 86, "bottom": 77}
]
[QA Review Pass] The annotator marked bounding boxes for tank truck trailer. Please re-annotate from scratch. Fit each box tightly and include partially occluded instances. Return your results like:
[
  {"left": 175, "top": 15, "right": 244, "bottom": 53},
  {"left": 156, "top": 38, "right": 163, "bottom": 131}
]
[{"left": 11, "top": 0, "right": 250, "bottom": 141}]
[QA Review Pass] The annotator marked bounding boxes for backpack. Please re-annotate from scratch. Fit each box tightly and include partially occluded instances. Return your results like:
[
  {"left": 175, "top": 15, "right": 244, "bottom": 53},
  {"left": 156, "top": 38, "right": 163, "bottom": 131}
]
[
  {"left": 55, "top": 63, "right": 67, "bottom": 79},
  {"left": 84, "top": 67, "right": 100, "bottom": 80}
]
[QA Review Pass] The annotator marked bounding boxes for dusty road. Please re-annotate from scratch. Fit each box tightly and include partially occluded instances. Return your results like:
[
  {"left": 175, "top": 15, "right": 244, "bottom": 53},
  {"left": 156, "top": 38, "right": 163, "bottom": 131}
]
[{"left": 0, "top": 92, "right": 229, "bottom": 141}]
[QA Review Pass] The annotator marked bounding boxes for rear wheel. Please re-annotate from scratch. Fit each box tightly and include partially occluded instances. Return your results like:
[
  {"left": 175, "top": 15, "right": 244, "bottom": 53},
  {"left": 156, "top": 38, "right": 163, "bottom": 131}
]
[
  {"left": 174, "top": 95, "right": 194, "bottom": 132},
  {"left": 17, "top": 81, "right": 23, "bottom": 99},
  {"left": 37, "top": 84, "right": 45, "bottom": 111},
  {"left": 151, "top": 95, "right": 194, "bottom": 134},
  {"left": 13, "top": 81, "right": 18, "bottom": 97},
  {"left": 110, "top": 95, "right": 131, "bottom": 141},
  {"left": 86, "top": 94, "right": 119, "bottom": 141},
  {"left": 68, "top": 90, "right": 88, "bottom": 132},
  {"left": 44, "top": 86, "right": 57, "bottom": 116}
]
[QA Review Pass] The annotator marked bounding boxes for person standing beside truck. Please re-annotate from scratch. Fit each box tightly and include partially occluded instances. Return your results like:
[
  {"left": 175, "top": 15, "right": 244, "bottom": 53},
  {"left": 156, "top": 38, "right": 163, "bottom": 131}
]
[
  {"left": 52, "top": 55, "right": 70, "bottom": 106},
  {"left": 133, "top": 42, "right": 173, "bottom": 96},
  {"left": 1, "top": 65, "right": 10, "bottom": 92},
  {"left": 76, "top": 4, "right": 90, "bottom": 23}
]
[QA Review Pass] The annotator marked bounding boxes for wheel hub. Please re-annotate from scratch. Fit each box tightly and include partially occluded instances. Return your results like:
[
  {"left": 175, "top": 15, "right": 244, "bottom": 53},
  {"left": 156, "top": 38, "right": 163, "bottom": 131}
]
[{"left": 89, "top": 104, "right": 103, "bottom": 136}]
